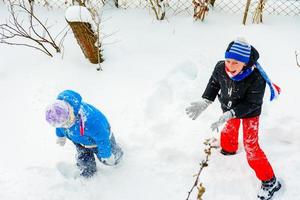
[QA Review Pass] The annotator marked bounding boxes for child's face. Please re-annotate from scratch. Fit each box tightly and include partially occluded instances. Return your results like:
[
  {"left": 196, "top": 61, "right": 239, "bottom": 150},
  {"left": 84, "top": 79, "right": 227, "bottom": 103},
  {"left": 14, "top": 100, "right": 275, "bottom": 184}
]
[
  {"left": 61, "top": 104, "right": 75, "bottom": 128},
  {"left": 225, "top": 59, "right": 246, "bottom": 76}
]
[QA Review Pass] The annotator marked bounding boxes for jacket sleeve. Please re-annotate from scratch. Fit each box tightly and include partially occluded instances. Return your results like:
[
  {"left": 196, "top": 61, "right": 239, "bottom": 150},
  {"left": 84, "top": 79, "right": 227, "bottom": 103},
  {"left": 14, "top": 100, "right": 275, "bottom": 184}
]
[
  {"left": 56, "top": 128, "right": 65, "bottom": 137},
  {"left": 233, "top": 75, "right": 266, "bottom": 118},
  {"left": 202, "top": 63, "right": 221, "bottom": 101},
  {"left": 94, "top": 127, "right": 112, "bottom": 158}
]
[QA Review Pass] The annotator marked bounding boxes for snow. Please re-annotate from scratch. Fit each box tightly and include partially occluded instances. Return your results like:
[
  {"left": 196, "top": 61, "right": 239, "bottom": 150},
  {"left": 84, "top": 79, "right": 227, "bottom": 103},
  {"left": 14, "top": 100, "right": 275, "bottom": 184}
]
[
  {"left": 65, "top": 5, "right": 98, "bottom": 32},
  {"left": 65, "top": 5, "right": 94, "bottom": 23},
  {"left": 1, "top": 3, "right": 300, "bottom": 200}
]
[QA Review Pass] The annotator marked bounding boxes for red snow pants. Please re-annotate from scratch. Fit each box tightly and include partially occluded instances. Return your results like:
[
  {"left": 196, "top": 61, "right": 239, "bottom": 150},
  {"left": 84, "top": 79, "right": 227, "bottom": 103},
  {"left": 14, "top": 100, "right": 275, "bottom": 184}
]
[{"left": 220, "top": 116, "right": 275, "bottom": 181}]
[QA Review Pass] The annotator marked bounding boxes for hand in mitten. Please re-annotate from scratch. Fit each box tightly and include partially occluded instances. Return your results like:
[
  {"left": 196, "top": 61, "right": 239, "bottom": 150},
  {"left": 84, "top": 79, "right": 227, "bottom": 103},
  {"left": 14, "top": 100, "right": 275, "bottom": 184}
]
[
  {"left": 186, "top": 98, "right": 212, "bottom": 120},
  {"left": 211, "top": 110, "right": 235, "bottom": 132},
  {"left": 56, "top": 136, "right": 66, "bottom": 146}
]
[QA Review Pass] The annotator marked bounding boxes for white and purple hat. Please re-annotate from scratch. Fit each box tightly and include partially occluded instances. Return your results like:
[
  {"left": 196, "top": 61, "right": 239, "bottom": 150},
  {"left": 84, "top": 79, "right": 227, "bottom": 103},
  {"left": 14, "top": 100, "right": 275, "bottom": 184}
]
[{"left": 45, "top": 100, "right": 71, "bottom": 127}]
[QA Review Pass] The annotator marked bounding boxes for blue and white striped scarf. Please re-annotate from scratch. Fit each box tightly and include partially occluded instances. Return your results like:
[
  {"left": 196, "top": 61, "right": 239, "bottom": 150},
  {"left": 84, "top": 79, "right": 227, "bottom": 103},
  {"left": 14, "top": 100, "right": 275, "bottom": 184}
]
[
  {"left": 226, "top": 63, "right": 281, "bottom": 101},
  {"left": 255, "top": 62, "right": 281, "bottom": 101}
]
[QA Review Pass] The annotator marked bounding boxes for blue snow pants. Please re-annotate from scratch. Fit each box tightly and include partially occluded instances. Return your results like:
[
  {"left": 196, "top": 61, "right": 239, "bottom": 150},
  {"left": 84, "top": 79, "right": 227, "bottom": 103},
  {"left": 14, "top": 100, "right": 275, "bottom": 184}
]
[{"left": 74, "top": 133, "right": 122, "bottom": 178}]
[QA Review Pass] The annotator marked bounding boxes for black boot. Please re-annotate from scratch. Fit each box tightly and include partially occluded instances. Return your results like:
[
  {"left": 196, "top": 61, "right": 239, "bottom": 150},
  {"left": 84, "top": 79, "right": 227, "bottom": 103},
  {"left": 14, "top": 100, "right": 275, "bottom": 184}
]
[
  {"left": 220, "top": 148, "right": 236, "bottom": 155},
  {"left": 257, "top": 176, "right": 281, "bottom": 200}
]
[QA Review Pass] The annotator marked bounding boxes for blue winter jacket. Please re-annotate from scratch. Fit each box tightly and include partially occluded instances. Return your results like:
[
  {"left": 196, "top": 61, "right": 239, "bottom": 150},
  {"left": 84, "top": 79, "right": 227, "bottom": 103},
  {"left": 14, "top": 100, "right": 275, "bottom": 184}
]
[{"left": 55, "top": 90, "right": 112, "bottom": 158}]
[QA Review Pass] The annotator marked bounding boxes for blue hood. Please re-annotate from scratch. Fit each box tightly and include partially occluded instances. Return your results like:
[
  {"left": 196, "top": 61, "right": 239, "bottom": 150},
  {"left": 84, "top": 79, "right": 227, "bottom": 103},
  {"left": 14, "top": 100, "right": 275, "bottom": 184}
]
[{"left": 57, "top": 90, "right": 82, "bottom": 115}]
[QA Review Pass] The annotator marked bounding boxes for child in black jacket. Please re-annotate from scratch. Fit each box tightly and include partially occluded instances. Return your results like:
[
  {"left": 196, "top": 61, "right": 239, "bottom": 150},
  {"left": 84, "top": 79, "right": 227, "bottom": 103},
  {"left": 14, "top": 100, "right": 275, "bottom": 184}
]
[{"left": 186, "top": 38, "right": 281, "bottom": 200}]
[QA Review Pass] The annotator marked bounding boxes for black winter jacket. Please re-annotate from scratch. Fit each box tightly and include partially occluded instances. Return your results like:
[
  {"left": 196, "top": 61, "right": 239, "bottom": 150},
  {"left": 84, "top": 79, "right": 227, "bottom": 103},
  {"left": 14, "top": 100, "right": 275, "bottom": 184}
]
[{"left": 202, "top": 61, "right": 266, "bottom": 118}]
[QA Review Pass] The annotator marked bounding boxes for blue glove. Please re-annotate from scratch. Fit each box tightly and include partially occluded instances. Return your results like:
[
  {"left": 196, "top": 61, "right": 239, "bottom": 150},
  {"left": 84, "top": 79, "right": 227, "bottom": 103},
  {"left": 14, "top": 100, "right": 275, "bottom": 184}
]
[{"left": 211, "top": 110, "right": 235, "bottom": 132}]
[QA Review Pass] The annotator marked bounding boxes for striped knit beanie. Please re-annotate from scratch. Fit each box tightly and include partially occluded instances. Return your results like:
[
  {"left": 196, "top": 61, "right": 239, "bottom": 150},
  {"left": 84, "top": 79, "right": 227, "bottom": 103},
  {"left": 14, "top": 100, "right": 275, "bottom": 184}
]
[{"left": 225, "top": 38, "right": 251, "bottom": 64}]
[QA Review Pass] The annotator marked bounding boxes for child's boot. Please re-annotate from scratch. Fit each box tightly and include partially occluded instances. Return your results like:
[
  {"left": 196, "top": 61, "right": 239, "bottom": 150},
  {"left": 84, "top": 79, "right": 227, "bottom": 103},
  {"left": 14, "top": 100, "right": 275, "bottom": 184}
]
[
  {"left": 220, "top": 148, "right": 236, "bottom": 155},
  {"left": 257, "top": 176, "right": 281, "bottom": 200}
]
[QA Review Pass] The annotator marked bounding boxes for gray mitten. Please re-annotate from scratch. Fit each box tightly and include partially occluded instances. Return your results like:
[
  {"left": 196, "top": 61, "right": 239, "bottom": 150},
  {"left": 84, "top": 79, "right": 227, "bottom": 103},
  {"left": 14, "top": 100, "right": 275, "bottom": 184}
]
[
  {"left": 210, "top": 110, "right": 235, "bottom": 132},
  {"left": 56, "top": 136, "right": 66, "bottom": 146},
  {"left": 99, "top": 147, "right": 123, "bottom": 166},
  {"left": 186, "top": 98, "right": 212, "bottom": 120},
  {"left": 99, "top": 154, "right": 116, "bottom": 166}
]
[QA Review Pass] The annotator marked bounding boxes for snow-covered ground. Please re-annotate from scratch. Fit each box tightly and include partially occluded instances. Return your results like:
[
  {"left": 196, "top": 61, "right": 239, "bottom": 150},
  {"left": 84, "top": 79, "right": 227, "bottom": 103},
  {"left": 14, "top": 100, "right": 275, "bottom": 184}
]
[{"left": 0, "top": 3, "right": 300, "bottom": 200}]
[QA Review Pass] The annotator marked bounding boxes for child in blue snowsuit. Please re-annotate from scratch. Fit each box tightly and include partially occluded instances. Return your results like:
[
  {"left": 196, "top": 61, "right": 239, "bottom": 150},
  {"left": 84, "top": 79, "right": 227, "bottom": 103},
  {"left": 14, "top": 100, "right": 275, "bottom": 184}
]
[{"left": 46, "top": 90, "right": 123, "bottom": 178}]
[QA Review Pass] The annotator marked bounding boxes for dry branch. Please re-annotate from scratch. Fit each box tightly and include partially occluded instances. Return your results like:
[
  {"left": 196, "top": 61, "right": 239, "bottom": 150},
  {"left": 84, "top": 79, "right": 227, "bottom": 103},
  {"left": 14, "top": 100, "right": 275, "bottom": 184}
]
[
  {"left": 209, "top": 0, "right": 216, "bottom": 7},
  {"left": 296, "top": 51, "right": 300, "bottom": 68},
  {"left": 253, "top": 0, "right": 265, "bottom": 24},
  {"left": 0, "top": 0, "right": 66, "bottom": 57},
  {"left": 193, "top": 0, "right": 210, "bottom": 21},
  {"left": 186, "top": 137, "right": 219, "bottom": 200},
  {"left": 148, "top": 0, "right": 166, "bottom": 20},
  {"left": 243, "top": 0, "right": 251, "bottom": 25},
  {"left": 72, "top": 0, "right": 86, "bottom": 6}
]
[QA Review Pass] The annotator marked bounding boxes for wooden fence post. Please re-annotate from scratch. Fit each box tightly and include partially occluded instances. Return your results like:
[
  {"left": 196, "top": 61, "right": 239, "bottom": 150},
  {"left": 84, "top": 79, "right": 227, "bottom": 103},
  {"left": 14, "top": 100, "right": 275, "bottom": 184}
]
[{"left": 243, "top": 0, "right": 251, "bottom": 25}]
